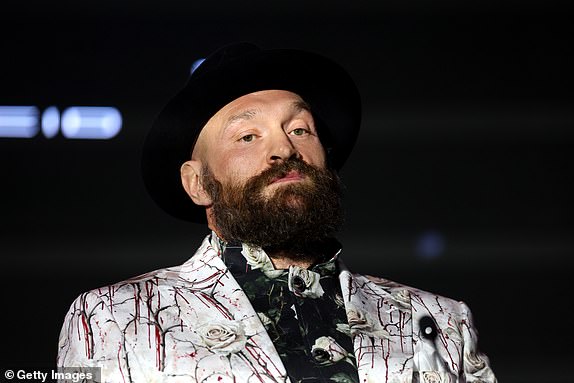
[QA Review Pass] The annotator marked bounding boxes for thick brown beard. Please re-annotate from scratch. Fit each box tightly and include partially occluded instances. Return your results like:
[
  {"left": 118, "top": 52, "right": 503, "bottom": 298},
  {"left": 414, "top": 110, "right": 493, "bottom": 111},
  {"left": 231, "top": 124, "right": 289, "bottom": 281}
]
[{"left": 202, "top": 158, "right": 344, "bottom": 257}]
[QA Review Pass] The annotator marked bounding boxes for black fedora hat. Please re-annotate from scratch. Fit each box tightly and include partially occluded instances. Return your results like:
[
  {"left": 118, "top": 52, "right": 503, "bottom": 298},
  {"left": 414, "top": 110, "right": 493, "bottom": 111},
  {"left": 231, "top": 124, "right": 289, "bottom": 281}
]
[{"left": 141, "top": 42, "right": 361, "bottom": 223}]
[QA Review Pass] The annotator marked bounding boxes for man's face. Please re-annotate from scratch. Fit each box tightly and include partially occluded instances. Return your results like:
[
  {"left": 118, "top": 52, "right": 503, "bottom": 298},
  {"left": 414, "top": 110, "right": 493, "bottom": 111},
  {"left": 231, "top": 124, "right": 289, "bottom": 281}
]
[
  {"left": 192, "top": 90, "right": 344, "bottom": 252},
  {"left": 193, "top": 90, "right": 328, "bottom": 188}
]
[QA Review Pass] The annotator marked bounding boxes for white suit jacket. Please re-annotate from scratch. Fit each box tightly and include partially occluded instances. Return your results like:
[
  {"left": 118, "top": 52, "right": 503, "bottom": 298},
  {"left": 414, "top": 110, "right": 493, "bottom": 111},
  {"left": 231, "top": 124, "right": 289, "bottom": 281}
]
[{"left": 58, "top": 234, "right": 497, "bottom": 383}]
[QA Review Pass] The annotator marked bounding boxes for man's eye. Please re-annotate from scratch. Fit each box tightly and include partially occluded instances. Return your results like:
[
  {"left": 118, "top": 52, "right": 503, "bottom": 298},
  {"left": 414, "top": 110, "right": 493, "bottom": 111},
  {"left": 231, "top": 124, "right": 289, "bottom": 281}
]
[
  {"left": 240, "top": 134, "right": 255, "bottom": 142},
  {"left": 291, "top": 128, "right": 308, "bottom": 136}
]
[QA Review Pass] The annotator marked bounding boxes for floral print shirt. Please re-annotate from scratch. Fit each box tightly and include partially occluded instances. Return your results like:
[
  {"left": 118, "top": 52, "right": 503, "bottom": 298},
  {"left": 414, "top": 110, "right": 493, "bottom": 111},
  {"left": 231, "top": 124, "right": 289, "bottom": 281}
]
[{"left": 221, "top": 240, "right": 359, "bottom": 383}]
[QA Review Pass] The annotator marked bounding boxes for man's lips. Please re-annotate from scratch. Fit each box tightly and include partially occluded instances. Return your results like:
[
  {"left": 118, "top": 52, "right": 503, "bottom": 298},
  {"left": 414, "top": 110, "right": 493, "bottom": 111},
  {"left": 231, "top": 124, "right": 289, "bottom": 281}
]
[{"left": 270, "top": 170, "right": 304, "bottom": 184}]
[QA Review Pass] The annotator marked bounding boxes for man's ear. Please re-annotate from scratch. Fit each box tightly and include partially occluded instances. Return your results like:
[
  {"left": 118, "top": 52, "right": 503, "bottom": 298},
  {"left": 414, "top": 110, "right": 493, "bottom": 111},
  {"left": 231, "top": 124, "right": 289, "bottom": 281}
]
[{"left": 180, "top": 160, "right": 213, "bottom": 206}]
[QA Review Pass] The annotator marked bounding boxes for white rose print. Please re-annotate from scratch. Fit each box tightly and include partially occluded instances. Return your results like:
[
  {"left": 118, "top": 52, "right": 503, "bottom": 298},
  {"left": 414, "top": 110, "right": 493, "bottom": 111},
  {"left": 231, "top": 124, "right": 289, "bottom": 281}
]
[
  {"left": 464, "top": 350, "right": 487, "bottom": 372},
  {"left": 288, "top": 266, "right": 324, "bottom": 298},
  {"left": 242, "top": 245, "right": 283, "bottom": 278},
  {"left": 421, "top": 371, "right": 444, "bottom": 383},
  {"left": 346, "top": 306, "right": 390, "bottom": 339},
  {"left": 311, "top": 336, "right": 350, "bottom": 365},
  {"left": 197, "top": 320, "right": 247, "bottom": 355}
]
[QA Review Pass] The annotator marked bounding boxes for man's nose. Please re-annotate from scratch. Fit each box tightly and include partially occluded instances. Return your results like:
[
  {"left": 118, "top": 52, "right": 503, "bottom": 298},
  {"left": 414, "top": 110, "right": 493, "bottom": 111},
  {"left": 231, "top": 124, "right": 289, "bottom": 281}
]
[{"left": 267, "top": 131, "right": 300, "bottom": 164}]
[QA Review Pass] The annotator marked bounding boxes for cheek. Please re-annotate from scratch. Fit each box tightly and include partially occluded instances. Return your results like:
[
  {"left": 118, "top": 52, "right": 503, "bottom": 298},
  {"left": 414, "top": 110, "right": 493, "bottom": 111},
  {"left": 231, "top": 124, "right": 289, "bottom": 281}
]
[
  {"left": 212, "top": 153, "right": 262, "bottom": 184},
  {"left": 299, "top": 143, "right": 327, "bottom": 167},
  {"left": 314, "top": 152, "right": 327, "bottom": 168}
]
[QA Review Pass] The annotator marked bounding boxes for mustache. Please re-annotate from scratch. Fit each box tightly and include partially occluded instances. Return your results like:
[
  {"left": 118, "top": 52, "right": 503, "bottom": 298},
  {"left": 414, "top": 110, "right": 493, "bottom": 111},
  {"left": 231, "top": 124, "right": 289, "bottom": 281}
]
[{"left": 249, "top": 157, "right": 317, "bottom": 186}]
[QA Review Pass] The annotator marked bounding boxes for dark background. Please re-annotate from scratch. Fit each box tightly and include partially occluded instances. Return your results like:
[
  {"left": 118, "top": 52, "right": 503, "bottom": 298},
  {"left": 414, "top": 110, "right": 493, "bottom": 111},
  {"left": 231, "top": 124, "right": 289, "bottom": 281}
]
[{"left": 1, "top": 1, "right": 573, "bottom": 381}]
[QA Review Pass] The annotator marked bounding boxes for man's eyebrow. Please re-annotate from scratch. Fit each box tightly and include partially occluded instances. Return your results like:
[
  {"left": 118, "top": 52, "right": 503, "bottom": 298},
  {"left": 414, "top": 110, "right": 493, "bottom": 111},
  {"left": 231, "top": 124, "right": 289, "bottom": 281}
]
[
  {"left": 224, "top": 108, "right": 259, "bottom": 130},
  {"left": 292, "top": 100, "right": 311, "bottom": 114},
  {"left": 223, "top": 100, "right": 311, "bottom": 132}
]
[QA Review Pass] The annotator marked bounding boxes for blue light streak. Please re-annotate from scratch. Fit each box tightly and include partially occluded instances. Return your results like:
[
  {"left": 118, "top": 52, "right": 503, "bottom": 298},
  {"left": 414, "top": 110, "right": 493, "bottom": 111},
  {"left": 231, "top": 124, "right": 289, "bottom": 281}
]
[{"left": 0, "top": 106, "right": 40, "bottom": 138}]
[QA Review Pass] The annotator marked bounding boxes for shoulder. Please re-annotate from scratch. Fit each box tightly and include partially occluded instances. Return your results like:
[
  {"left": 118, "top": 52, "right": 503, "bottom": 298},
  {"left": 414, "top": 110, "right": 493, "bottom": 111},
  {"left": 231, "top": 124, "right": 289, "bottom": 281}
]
[
  {"left": 61, "top": 263, "right": 187, "bottom": 325},
  {"left": 355, "top": 273, "right": 469, "bottom": 317},
  {"left": 362, "top": 273, "right": 457, "bottom": 300},
  {"left": 65, "top": 240, "right": 228, "bottom": 325},
  {"left": 77, "top": 234, "right": 221, "bottom": 305},
  {"left": 86, "top": 263, "right": 186, "bottom": 300}
]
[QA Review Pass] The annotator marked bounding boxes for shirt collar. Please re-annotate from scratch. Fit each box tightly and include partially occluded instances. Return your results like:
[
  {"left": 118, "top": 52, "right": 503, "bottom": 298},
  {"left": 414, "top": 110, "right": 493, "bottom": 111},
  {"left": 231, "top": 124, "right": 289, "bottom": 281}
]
[{"left": 210, "top": 231, "right": 341, "bottom": 278}]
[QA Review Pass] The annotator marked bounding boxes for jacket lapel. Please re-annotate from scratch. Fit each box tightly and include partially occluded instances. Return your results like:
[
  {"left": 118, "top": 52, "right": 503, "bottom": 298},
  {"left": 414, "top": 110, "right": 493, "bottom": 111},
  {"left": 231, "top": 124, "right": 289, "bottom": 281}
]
[
  {"left": 177, "top": 237, "right": 290, "bottom": 383},
  {"left": 339, "top": 266, "right": 414, "bottom": 383}
]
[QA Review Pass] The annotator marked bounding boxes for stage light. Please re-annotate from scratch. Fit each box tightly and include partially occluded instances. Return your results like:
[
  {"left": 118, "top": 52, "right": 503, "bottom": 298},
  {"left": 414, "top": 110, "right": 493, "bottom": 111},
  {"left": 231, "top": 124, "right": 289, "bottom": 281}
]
[
  {"left": 61, "top": 107, "right": 122, "bottom": 139},
  {"left": 416, "top": 230, "right": 445, "bottom": 259},
  {"left": 0, "top": 106, "right": 39, "bottom": 138},
  {"left": 190, "top": 58, "right": 205, "bottom": 75},
  {"left": 0, "top": 106, "right": 122, "bottom": 139},
  {"left": 41, "top": 106, "right": 60, "bottom": 138}
]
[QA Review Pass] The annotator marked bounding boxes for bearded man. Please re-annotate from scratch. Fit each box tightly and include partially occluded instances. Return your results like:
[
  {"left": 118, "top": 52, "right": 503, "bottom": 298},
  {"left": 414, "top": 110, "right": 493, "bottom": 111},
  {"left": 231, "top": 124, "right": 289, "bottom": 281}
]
[{"left": 57, "top": 43, "right": 497, "bottom": 383}]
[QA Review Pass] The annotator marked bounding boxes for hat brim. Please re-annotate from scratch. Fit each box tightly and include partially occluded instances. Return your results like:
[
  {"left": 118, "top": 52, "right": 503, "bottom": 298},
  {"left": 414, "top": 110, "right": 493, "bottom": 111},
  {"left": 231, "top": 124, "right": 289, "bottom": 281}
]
[{"left": 141, "top": 43, "right": 361, "bottom": 223}]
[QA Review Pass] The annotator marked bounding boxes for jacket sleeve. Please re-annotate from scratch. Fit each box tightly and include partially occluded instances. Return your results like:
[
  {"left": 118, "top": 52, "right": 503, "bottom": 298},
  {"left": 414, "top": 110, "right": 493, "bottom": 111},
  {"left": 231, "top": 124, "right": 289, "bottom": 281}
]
[
  {"left": 57, "top": 291, "right": 133, "bottom": 382},
  {"left": 458, "top": 301, "right": 497, "bottom": 382}
]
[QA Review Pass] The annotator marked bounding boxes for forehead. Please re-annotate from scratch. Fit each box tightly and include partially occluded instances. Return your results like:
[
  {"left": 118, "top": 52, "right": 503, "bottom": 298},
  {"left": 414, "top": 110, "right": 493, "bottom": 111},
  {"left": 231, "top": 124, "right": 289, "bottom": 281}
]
[{"left": 214, "top": 89, "right": 307, "bottom": 122}]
